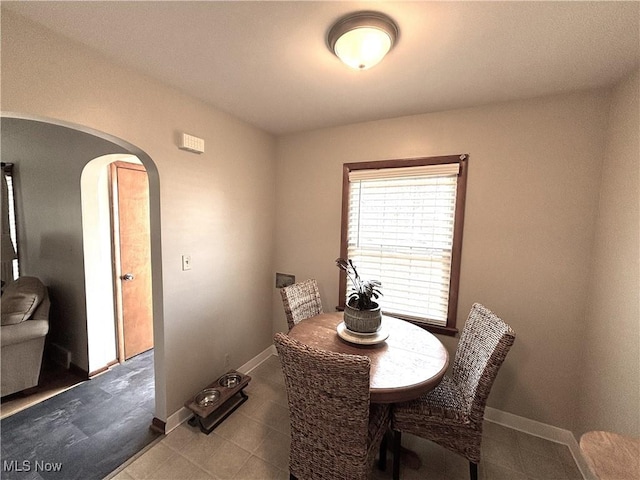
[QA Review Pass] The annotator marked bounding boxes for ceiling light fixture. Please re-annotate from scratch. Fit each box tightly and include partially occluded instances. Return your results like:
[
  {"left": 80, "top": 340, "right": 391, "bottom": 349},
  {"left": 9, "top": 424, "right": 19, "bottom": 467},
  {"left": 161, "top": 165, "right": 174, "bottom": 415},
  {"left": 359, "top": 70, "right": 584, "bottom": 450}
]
[{"left": 327, "top": 11, "right": 399, "bottom": 71}]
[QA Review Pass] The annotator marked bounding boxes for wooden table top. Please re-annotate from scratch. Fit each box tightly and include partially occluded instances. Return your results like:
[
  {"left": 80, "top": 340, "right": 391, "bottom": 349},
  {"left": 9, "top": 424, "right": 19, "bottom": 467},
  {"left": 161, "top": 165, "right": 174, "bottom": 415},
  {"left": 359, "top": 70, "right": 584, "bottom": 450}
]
[{"left": 288, "top": 312, "right": 450, "bottom": 403}]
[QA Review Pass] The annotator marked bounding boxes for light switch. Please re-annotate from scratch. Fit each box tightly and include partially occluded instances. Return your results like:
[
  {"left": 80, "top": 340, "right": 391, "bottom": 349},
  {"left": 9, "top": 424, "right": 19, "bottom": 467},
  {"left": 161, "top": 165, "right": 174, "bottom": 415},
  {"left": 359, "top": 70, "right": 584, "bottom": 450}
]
[{"left": 182, "top": 255, "right": 192, "bottom": 271}]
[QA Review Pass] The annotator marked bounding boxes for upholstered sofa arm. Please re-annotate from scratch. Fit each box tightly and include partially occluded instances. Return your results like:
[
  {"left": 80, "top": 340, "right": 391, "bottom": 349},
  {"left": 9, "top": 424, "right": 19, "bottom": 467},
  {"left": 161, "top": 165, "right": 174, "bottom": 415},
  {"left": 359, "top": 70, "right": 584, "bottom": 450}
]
[
  {"left": 1, "top": 276, "right": 49, "bottom": 325},
  {"left": 1, "top": 319, "right": 49, "bottom": 347},
  {"left": 1, "top": 276, "right": 50, "bottom": 397},
  {"left": 30, "top": 294, "right": 50, "bottom": 322}
]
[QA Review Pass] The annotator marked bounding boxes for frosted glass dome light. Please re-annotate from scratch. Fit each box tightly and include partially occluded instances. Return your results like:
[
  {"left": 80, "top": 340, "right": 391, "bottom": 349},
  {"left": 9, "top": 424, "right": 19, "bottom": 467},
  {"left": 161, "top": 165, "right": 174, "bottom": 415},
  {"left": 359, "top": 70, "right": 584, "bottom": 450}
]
[{"left": 328, "top": 12, "right": 399, "bottom": 70}]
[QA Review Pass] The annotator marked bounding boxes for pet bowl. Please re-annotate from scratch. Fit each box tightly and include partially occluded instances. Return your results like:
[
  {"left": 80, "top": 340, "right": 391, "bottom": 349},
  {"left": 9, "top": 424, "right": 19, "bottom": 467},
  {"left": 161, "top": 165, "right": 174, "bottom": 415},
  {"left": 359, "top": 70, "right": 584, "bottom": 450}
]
[
  {"left": 219, "top": 373, "right": 242, "bottom": 388},
  {"left": 195, "top": 388, "right": 220, "bottom": 407}
]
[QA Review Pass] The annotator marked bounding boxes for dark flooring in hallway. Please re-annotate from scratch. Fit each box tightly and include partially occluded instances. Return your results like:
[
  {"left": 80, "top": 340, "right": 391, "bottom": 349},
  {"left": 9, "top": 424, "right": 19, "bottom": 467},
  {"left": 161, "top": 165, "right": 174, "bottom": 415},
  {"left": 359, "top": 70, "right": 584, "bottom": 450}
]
[{"left": 0, "top": 350, "right": 159, "bottom": 480}]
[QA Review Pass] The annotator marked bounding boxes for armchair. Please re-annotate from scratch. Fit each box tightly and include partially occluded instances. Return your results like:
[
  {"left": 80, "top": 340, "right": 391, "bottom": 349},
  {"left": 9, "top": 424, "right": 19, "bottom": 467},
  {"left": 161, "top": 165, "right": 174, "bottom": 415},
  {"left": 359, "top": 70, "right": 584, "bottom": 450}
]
[{"left": 1, "top": 276, "right": 50, "bottom": 397}]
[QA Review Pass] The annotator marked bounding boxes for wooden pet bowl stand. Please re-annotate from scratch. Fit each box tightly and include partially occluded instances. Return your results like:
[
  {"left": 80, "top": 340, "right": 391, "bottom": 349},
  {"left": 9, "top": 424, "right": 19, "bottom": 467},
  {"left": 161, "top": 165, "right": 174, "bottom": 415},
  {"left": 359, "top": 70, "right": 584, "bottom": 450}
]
[{"left": 185, "top": 371, "right": 251, "bottom": 434}]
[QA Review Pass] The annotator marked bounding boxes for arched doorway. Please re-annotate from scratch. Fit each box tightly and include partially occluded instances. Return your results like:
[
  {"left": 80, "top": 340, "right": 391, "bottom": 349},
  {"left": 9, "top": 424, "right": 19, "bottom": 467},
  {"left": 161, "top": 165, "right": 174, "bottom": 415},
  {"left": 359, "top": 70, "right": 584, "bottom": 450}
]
[
  {"left": 81, "top": 154, "right": 154, "bottom": 369},
  {"left": 0, "top": 113, "right": 166, "bottom": 421}
]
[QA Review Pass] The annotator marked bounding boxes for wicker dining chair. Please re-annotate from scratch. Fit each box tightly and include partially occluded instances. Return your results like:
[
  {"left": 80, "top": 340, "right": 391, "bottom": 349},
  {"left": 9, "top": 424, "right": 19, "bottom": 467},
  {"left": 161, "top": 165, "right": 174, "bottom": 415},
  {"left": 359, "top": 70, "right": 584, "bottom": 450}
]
[
  {"left": 280, "top": 279, "right": 323, "bottom": 331},
  {"left": 391, "top": 303, "right": 516, "bottom": 480},
  {"left": 274, "top": 332, "right": 390, "bottom": 480}
]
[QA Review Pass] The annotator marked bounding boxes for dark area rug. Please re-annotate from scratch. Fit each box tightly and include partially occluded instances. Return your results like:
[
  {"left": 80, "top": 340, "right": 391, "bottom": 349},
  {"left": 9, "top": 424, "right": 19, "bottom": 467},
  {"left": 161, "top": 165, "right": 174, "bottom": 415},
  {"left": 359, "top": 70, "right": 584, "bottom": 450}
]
[{"left": 0, "top": 350, "right": 160, "bottom": 480}]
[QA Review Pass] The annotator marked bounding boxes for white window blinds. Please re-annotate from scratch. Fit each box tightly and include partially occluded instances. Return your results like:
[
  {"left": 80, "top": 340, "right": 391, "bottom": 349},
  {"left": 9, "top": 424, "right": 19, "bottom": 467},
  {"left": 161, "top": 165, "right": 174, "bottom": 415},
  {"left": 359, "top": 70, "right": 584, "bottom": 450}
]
[{"left": 347, "top": 162, "right": 460, "bottom": 326}]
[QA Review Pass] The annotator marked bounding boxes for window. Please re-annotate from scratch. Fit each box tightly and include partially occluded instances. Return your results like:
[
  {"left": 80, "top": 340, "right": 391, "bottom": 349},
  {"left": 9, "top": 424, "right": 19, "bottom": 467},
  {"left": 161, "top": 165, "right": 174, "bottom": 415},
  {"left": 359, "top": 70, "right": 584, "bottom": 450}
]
[
  {"left": 339, "top": 155, "right": 468, "bottom": 335},
  {"left": 1, "top": 162, "right": 19, "bottom": 282}
]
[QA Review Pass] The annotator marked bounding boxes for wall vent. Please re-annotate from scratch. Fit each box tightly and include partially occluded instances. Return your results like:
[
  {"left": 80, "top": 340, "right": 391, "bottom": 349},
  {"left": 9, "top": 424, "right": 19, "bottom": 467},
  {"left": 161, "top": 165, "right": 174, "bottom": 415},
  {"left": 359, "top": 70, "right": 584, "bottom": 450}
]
[{"left": 179, "top": 132, "right": 205, "bottom": 154}]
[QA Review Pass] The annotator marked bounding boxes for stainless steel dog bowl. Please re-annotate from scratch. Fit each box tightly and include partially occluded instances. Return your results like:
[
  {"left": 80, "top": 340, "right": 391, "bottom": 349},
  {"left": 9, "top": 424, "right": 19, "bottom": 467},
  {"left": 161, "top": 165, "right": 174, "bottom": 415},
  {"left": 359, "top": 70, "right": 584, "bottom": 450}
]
[
  {"left": 195, "top": 388, "right": 220, "bottom": 407},
  {"left": 219, "top": 373, "right": 242, "bottom": 388}
]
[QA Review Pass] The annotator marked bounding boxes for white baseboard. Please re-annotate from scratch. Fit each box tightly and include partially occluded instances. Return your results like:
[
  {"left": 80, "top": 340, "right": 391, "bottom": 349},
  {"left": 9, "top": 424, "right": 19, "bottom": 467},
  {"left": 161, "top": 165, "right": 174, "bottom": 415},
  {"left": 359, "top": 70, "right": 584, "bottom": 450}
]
[
  {"left": 238, "top": 344, "right": 277, "bottom": 374},
  {"left": 165, "top": 406, "right": 194, "bottom": 433},
  {"left": 164, "top": 344, "right": 277, "bottom": 434},
  {"left": 485, "top": 407, "right": 595, "bottom": 480},
  {"left": 49, "top": 342, "right": 72, "bottom": 369}
]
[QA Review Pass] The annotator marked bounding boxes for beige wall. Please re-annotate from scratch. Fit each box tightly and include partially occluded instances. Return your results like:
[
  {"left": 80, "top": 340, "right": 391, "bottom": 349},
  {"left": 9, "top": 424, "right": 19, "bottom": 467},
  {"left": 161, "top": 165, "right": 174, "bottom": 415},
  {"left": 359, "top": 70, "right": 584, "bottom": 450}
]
[
  {"left": 1, "top": 11, "right": 277, "bottom": 420},
  {"left": 579, "top": 70, "right": 640, "bottom": 437},
  {"left": 274, "top": 90, "right": 612, "bottom": 432}
]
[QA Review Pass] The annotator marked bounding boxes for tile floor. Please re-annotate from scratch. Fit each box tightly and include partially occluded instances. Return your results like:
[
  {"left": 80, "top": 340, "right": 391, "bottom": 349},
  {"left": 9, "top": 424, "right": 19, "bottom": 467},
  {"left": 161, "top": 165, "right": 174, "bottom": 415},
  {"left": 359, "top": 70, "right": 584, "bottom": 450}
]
[
  {"left": 1, "top": 350, "right": 158, "bottom": 480},
  {"left": 108, "top": 355, "right": 584, "bottom": 480}
]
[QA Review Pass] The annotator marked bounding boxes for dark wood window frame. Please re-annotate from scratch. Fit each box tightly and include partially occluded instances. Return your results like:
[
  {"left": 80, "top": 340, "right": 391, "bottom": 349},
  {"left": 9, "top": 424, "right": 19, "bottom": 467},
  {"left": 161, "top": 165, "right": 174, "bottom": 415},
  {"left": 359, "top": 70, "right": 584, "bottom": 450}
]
[{"left": 338, "top": 154, "right": 468, "bottom": 336}]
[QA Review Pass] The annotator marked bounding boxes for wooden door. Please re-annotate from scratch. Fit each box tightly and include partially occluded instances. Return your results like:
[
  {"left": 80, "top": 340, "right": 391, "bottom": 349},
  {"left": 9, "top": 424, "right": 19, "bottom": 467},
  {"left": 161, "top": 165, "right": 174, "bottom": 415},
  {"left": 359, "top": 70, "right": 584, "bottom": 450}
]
[{"left": 112, "top": 162, "right": 153, "bottom": 361}]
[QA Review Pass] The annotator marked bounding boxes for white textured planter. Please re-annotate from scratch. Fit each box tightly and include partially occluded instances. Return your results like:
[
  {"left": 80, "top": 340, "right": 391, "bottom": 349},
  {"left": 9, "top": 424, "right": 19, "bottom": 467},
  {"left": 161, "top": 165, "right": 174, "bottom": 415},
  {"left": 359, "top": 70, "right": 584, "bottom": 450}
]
[{"left": 344, "top": 303, "right": 381, "bottom": 333}]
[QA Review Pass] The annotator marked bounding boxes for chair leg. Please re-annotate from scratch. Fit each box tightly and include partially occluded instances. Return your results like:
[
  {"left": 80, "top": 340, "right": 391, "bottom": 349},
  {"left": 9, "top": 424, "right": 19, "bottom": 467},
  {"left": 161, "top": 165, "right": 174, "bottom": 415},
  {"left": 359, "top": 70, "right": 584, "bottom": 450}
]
[
  {"left": 378, "top": 432, "right": 388, "bottom": 471},
  {"left": 392, "top": 430, "right": 402, "bottom": 480},
  {"left": 469, "top": 461, "right": 478, "bottom": 480}
]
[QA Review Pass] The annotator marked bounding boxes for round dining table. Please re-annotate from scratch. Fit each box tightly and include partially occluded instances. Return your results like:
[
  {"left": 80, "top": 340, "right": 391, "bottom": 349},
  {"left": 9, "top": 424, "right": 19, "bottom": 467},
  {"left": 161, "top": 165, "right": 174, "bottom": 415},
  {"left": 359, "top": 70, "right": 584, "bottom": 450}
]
[{"left": 288, "top": 312, "right": 450, "bottom": 404}]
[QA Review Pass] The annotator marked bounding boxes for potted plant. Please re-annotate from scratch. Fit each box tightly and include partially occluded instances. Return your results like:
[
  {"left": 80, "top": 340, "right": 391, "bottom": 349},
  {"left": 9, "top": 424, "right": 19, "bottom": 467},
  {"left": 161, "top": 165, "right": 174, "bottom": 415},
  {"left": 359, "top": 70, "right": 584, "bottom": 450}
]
[{"left": 336, "top": 258, "right": 382, "bottom": 333}]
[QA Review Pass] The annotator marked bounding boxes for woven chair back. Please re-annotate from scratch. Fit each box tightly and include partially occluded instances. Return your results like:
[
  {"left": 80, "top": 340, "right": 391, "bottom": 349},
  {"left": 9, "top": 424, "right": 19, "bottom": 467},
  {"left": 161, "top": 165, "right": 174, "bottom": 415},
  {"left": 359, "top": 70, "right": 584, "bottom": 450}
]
[
  {"left": 451, "top": 303, "right": 516, "bottom": 425},
  {"left": 280, "top": 279, "right": 323, "bottom": 330},
  {"left": 274, "top": 332, "right": 372, "bottom": 479}
]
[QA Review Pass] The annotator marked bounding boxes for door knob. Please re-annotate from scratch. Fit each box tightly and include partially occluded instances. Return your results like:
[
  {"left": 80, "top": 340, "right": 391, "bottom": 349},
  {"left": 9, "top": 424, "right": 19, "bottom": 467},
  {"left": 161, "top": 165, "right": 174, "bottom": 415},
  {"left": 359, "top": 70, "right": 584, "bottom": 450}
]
[{"left": 122, "top": 273, "right": 135, "bottom": 281}]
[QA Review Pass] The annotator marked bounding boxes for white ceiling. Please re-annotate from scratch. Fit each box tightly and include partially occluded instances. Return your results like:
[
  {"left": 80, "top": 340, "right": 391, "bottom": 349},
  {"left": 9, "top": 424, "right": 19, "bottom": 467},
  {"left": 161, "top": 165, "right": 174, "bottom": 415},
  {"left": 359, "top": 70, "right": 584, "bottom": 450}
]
[{"left": 4, "top": 1, "right": 639, "bottom": 135}]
